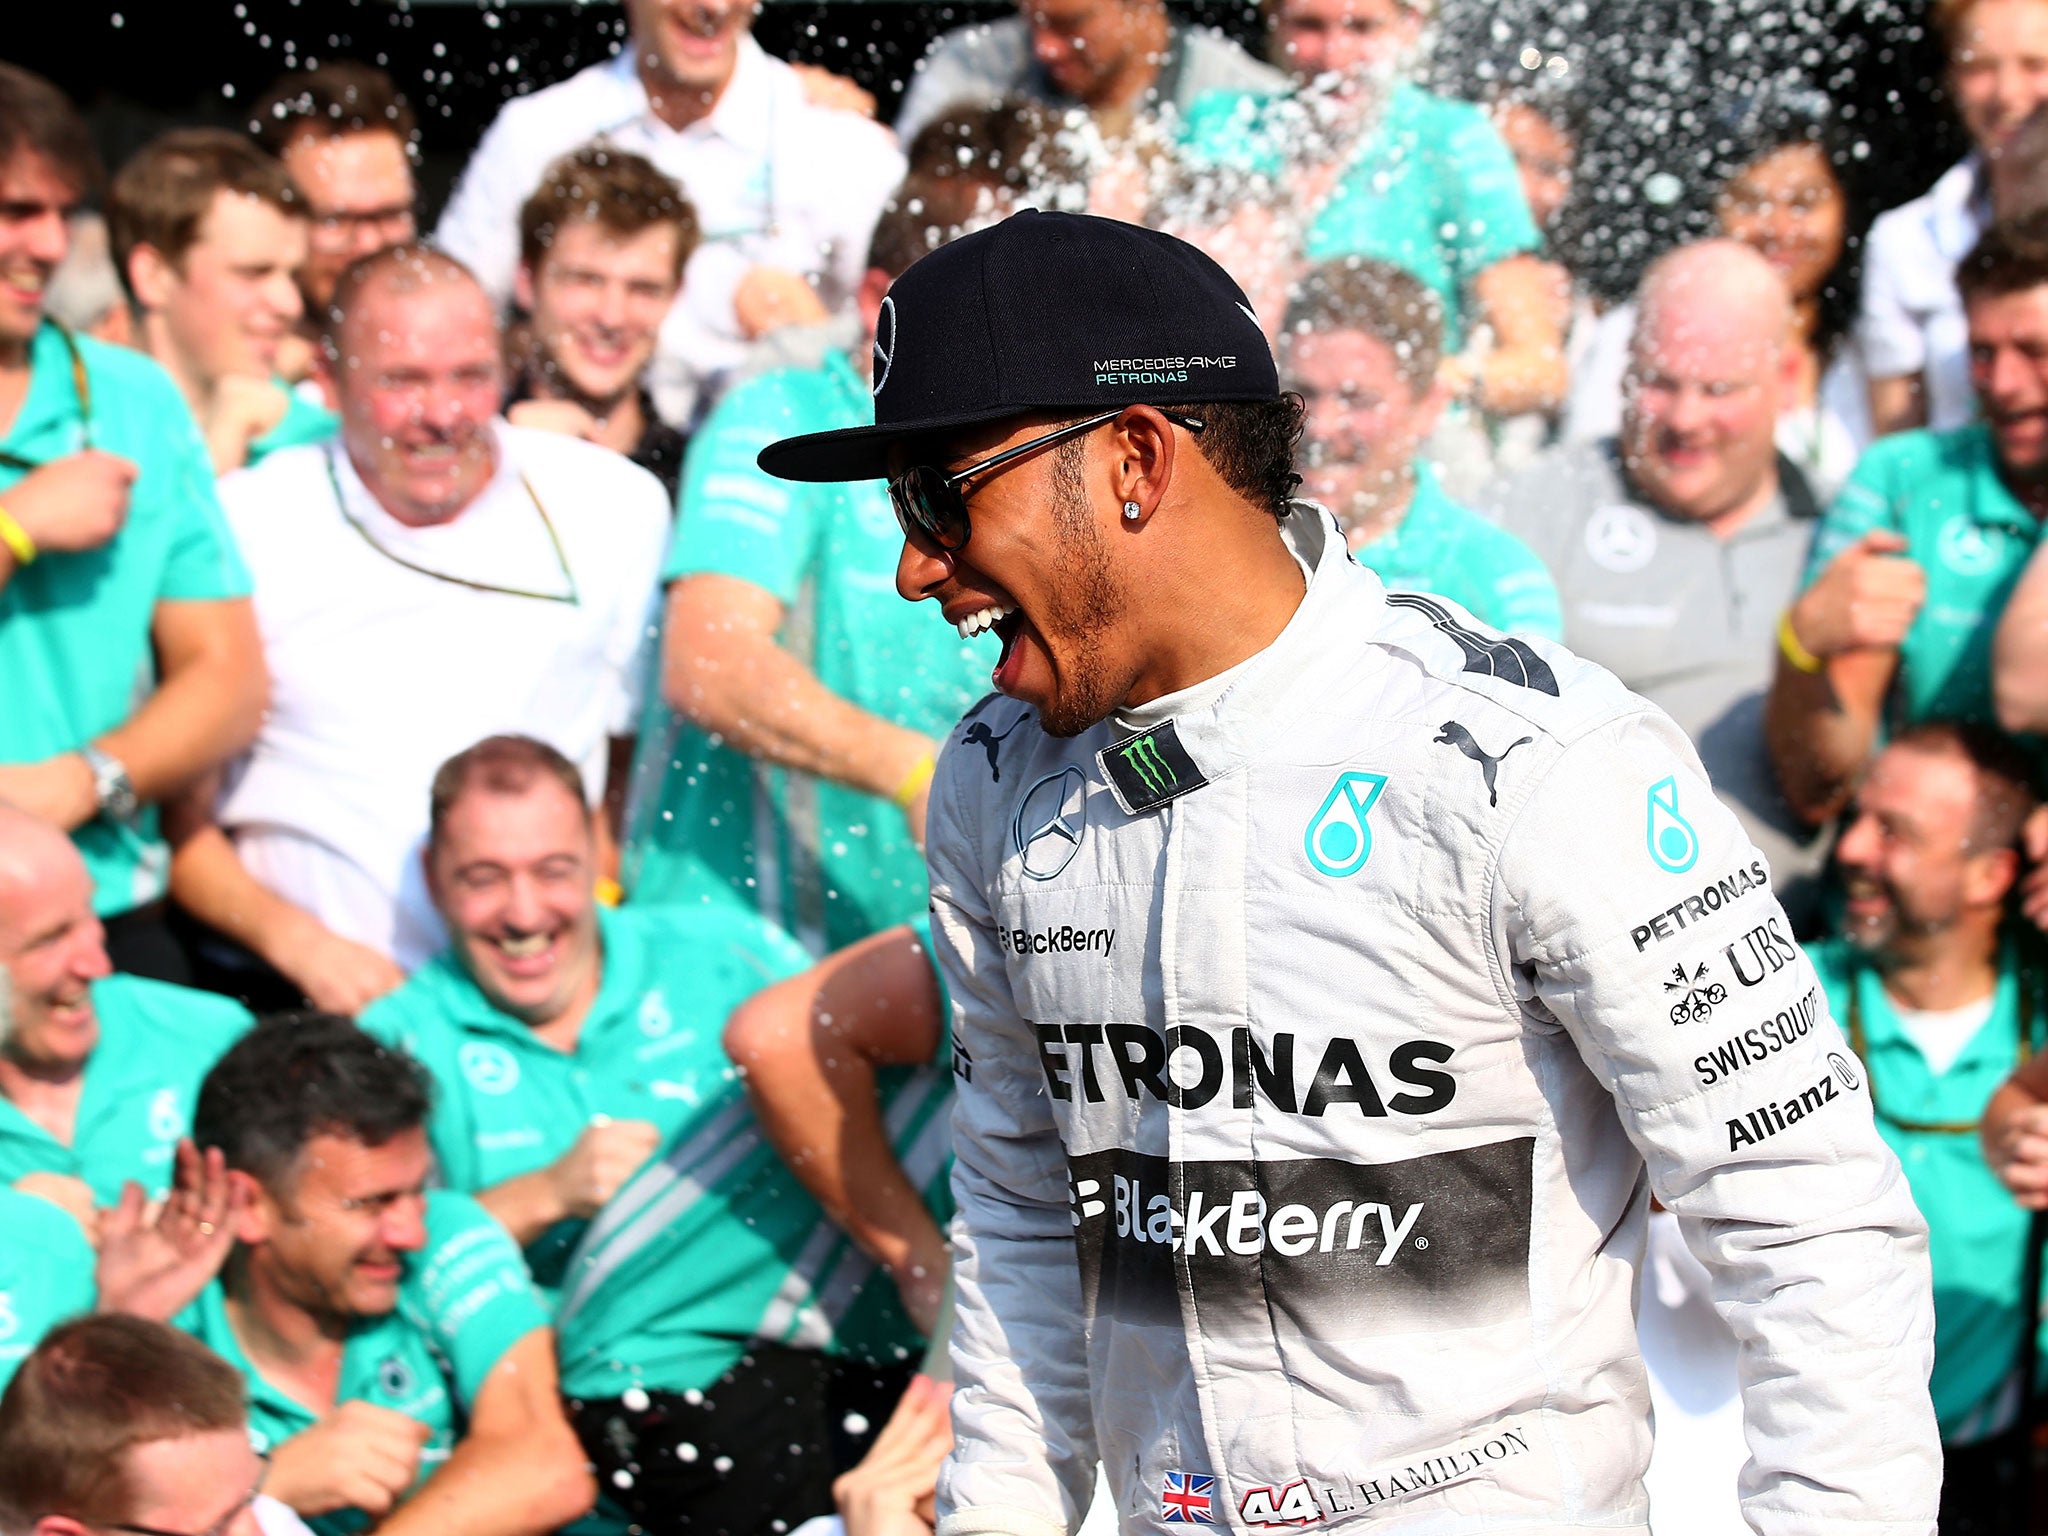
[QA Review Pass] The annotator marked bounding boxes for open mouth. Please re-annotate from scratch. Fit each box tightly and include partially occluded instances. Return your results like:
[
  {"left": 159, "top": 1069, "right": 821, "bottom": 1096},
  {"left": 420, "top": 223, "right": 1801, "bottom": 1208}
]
[
  {"left": 487, "top": 929, "right": 560, "bottom": 977},
  {"left": 992, "top": 609, "right": 1031, "bottom": 693}
]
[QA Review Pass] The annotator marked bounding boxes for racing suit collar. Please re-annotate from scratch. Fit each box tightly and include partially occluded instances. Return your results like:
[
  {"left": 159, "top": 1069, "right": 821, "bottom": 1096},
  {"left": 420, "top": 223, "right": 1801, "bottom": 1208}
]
[{"left": 1097, "top": 504, "right": 1374, "bottom": 815}]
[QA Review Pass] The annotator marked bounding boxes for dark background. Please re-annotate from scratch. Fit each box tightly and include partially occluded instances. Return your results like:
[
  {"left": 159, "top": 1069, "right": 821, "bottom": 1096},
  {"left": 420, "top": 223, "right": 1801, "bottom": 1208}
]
[{"left": 11, "top": 0, "right": 1967, "bottom": 299}]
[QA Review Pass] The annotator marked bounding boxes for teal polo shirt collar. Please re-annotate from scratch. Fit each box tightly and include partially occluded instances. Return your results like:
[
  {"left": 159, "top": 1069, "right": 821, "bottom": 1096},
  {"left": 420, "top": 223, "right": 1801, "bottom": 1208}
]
[
  {"left": 1953, "top": 423, "right": 2043, "bottom": 539},
  {"left": 1357, "top": 461, "right": 1453, "bottom": 562},
  {"left": 2, "top": 322, "right": 91, "bottom": 460},
  {"left": 415, "top": 907, "right": 654, "bottom": 1053},
  {"left": 189, "top": 1281, "right": 332, "bottom": 1442},
  {"left": 1845, "top": 942, "right": 2031, "bottom": 1091}
]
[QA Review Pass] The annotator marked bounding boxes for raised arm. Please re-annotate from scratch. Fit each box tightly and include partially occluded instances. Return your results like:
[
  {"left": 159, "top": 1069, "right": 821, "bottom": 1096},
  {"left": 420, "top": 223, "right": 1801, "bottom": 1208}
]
[
  {"left": 725, "top": 922, "right": 950, "bottom": 1335},
  {"left": 1763, "top": 530, "right": 1924, "bottom": 823},
  {"left": 663, "top": 574, "right": 941, "bottom": 840}
]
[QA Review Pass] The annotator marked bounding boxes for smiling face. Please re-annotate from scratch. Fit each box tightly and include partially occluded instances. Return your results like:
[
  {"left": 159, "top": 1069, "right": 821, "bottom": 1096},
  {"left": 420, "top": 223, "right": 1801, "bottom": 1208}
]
[
  {"left": 1493, "top": 100, "right": 1574, "bottom": 233},
  {"left": 1714, "top": 143, "right": 1846, "bottom": 306},
  {"left": 1287, "top": 327, "right": 1441, "bottom": 533},
  {"left": 1620, "top": 258, "right": 1790, "bottom": 525},
  {"left": 627, "top": 0, "right": 755, "bottom": 97},
  {"left": 244, "top": 1128, "right": 431, "bottom": 1320},
  {"left": 1951, "top": 0, "right": 2048, "bottom": 158},
  {"left": 281, "top": 128, "right": 417, "bottom": 311},
  {"left": 331, "top": 271, "right": 504, "bottom": 525},
  {"left": 1271, "top": 0, "right": 1423, "bottom": 92},
  {"left": 1023, "top": 0, "right": 1156, "bottom": 105},
  {"left": 516, "top": 217, "right": 683, "bottom": 409},
  {"left": 0, "top": 810, "right": 111, "bottom": 1074},
  {"left": 1969, "top": 281, "right": 2048, "bottom": 480},
  {"left": 895, "top": 415, "right": 1135, "bottom": 738},
  {"left": 0, "top": 148, "right": 80, "bottom": 355},
  {"left": 427, "top": 774, "right": 601, "bottom": 1030},
  {"left": 1834, "top": 740, "right": 2008, "bottom": 960},
  {"left": 151, "top": 189, "right": 309, "bottom": 385}
]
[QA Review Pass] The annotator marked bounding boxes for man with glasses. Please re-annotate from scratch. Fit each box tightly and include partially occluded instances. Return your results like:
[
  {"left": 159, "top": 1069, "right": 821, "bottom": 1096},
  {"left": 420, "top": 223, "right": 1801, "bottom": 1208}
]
[
  {"left": 168, "top": 246, "right": 668, "bottom": 1012},
  {"left": 176, "top": 1015, "right": 593, "bottom": 1536},
  {"left": 757, "top": 209, "right": 1939, "bottom": 1533},
  {"left": 1282, "top": 258, "right": 1560, "bottom": 639},
  {"left": 0, "top": 66, "right": 266, "bottom": 984},
  {"left": 0, "top": 1314, "right": 289, "bottom": 1536},
  {"left": 248, "top": 65, "right": 419, "bottom": 321},
  {"left": 622, "top": 195, "right": 992, "bottom": 954}
]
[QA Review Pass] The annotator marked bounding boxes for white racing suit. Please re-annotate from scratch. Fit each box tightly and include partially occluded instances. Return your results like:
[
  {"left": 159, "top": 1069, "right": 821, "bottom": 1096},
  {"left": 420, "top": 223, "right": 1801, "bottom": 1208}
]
[{"left": 926, "top": 508, "right": 1937, "bottom": 1536}]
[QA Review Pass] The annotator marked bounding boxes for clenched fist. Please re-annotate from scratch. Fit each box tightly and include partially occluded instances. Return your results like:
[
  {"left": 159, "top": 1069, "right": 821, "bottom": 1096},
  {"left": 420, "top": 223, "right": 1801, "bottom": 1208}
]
[{"left": 549, "top": 1117, "right": 663, "bottom": 1219}]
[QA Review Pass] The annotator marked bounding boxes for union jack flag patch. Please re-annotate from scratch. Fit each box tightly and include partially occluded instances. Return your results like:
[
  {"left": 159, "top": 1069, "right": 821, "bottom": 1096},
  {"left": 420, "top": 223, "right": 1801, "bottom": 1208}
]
[{"left": 1162, "top": 1472, "right": 1216, "bottom": 1524}]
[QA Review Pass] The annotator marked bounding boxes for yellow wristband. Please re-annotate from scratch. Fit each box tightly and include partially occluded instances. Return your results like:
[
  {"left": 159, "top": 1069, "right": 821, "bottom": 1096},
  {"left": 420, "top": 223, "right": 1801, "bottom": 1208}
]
[
  {"left": 1777, "top": 610, "right": 1824, "bottom": 675},
  {"left": 0, "top": 504, "right": 36, "bottom": 567},
  {"left": 892, "top": 753, "right": 936, "bottom": 809}
]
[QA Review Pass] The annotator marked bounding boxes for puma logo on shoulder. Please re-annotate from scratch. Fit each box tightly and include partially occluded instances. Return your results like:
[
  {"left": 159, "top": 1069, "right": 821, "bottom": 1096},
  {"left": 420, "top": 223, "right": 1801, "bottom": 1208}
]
[{"left": 1434, "top": 720, "right": 1533, "bottom": 808}]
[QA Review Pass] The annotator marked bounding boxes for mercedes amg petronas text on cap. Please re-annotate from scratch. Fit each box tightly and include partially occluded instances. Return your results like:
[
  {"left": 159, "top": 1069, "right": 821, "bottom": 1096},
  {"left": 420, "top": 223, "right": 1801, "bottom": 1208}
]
[{"left": 754, "top": 209, "right": 1280, "bottom": 485}]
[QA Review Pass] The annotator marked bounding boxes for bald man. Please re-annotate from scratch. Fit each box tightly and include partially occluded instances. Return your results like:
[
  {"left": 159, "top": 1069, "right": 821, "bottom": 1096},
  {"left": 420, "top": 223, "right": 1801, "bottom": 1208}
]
[
  {"left": 168, "top": 245, "right": 669, "bottom": 1014},
  {"left": 1479, "top": 239, "right": 1830, "bottom": 927},
  {"left": 0, "top": 801, "right": 249, "bottom": 1229}
]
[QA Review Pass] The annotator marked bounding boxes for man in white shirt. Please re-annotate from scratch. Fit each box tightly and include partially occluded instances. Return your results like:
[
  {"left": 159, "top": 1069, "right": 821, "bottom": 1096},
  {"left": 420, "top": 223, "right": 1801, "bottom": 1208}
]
[
  {"left": 169, "top": 246, "right": 669, "bottom": 1013},
  {"left": 435, "top": 0, "right": 905, "bottom": 426},
  {"left": 1860, "top": 0, "right": 2048, "bottom": 435}
]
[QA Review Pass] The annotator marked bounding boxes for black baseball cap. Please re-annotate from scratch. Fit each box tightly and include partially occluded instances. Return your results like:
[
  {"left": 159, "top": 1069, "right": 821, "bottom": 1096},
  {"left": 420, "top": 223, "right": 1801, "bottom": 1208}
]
[{"left": 756, "top": 209, "right": 1280, "bottom": 484}]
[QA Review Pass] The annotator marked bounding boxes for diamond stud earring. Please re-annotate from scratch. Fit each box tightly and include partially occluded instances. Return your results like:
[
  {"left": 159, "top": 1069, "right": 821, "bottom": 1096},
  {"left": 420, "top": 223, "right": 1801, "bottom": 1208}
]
[{"left": 1123, "top": 500, "right": 1143, "bottom": 520}]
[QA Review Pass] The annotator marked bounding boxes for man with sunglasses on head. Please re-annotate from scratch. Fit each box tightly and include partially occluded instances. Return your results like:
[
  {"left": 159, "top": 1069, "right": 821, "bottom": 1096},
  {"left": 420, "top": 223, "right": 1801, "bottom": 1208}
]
[
  {"left": 622, "top": 191, "right": 994, "bottom": 955},
  {"left": 758, "top": 208, "right": 1941, "bottom": 1534},
  {"left": 168, "top": 245, "right": 668, "bottom": 1014},
  {"left": 0, "top": 66, "right": 266, "bottom": 985}
]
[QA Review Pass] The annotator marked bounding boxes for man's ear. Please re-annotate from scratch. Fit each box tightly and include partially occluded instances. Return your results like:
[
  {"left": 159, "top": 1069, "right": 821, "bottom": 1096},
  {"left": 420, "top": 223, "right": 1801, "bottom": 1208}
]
[
  {"left": 126, "top": 243, "right": 176, "bottom": 313},
  {"left": 1107, "top": 405, "right": 1180, "bottom": 523},
  {"left": 228, "top": 1168, "right": 273, "bottom": 1246},
  {"left": 34, "top": 1516, "right": 93, "bottom": 1536},
  {"left": 1968, "top": 845, "right": 2023, "bottom": 911}
]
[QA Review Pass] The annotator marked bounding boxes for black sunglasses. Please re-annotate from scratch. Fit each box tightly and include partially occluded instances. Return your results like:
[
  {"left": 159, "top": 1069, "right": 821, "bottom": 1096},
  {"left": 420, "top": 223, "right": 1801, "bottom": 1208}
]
[{"left": 888, "top": 408, "right": 1206, "bottom": 553}]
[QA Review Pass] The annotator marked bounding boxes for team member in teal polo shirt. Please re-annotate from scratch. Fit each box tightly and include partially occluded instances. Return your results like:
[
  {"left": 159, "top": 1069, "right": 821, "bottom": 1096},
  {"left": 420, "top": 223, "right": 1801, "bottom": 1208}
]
[
  {"left": 1771, "top": 216, "right": 2048, "bottom": 825},
  {"left": 1281, "top": 258, "right": 1560, "bottom": 639},
  {"left": 0, "top": 1186, "right": 94, "bottom": 1391},
  {"left": 1182, "top": 79, "right": 1539, "bottom": 353},
  {"left": 109, "top": 127, "right": 331, "bottom": 477},
  {"left": 0, "top": 69, "right": 265, "bottom": 978},
  {"left": 0, "top": 802, "right": 249, "bottom": 1218},
  {"left": 368, "top": 735, "right": 950, "bottom": 1536},
  {"left": 361, "top": 740, "right": 814, "bottom": 1291},
  {"left": 1820, "top": 725, "right": 2042, "bottom": 1533},
  {"left": 623, "top": 200, "right": 994, "bottom": 956},
  {"left": 184, "top": 1013, "right": 593, "bottom": 1536}
]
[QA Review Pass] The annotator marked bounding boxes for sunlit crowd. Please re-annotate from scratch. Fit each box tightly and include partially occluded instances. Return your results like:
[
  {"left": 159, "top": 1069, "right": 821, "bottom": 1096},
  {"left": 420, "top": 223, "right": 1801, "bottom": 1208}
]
[{"left": 6, "top": 0, "right": 2048, "bottom": 1532}]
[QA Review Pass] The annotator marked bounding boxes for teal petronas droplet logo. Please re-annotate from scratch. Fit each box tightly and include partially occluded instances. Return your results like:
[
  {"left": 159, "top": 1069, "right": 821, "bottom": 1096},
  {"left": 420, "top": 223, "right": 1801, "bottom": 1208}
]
[
  {"left": 1646, "top": 776, "right": 1699, "bottom": 874},
  {"left": 1304, "top": 771, "right": 1388, "bottom": 878}
]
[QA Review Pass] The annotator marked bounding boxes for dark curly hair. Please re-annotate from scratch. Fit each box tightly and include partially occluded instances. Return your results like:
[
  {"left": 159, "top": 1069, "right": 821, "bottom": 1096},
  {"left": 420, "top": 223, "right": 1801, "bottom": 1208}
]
[
  {"left": 1183, "top": 397, "right": 1305, "bottom": 522},
  {"left": 194, "top": 1012, "right": 432, "bottom": 1191}
]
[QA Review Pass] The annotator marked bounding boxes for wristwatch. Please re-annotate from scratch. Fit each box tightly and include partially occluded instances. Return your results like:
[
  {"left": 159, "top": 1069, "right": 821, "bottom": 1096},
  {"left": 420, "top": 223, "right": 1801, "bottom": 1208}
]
[{"left": 80, "top": 744, "right": 139, "bottom": 822}]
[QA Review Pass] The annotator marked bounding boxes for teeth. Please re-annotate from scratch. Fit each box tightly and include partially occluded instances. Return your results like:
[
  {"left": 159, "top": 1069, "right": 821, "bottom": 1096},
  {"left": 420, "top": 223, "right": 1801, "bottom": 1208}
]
[
  {"left": 497, "top": 933, "right": 550, "bottom": 959},
  {"left": 956, "top": 603, "right": 1015, "bottom": 639}
]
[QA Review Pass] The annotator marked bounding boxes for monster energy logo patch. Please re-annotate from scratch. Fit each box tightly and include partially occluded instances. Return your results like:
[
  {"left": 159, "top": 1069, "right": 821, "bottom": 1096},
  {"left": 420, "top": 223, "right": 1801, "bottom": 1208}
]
[{"left": 1098, "top": 721, "right": 1208, "bottom": 814}]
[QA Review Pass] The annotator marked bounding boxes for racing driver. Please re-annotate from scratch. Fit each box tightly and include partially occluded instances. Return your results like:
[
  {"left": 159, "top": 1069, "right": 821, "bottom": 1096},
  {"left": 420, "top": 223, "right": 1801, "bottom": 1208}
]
[{"left": 757, "top": 210, "right": 1939, "bottom": 1536}]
